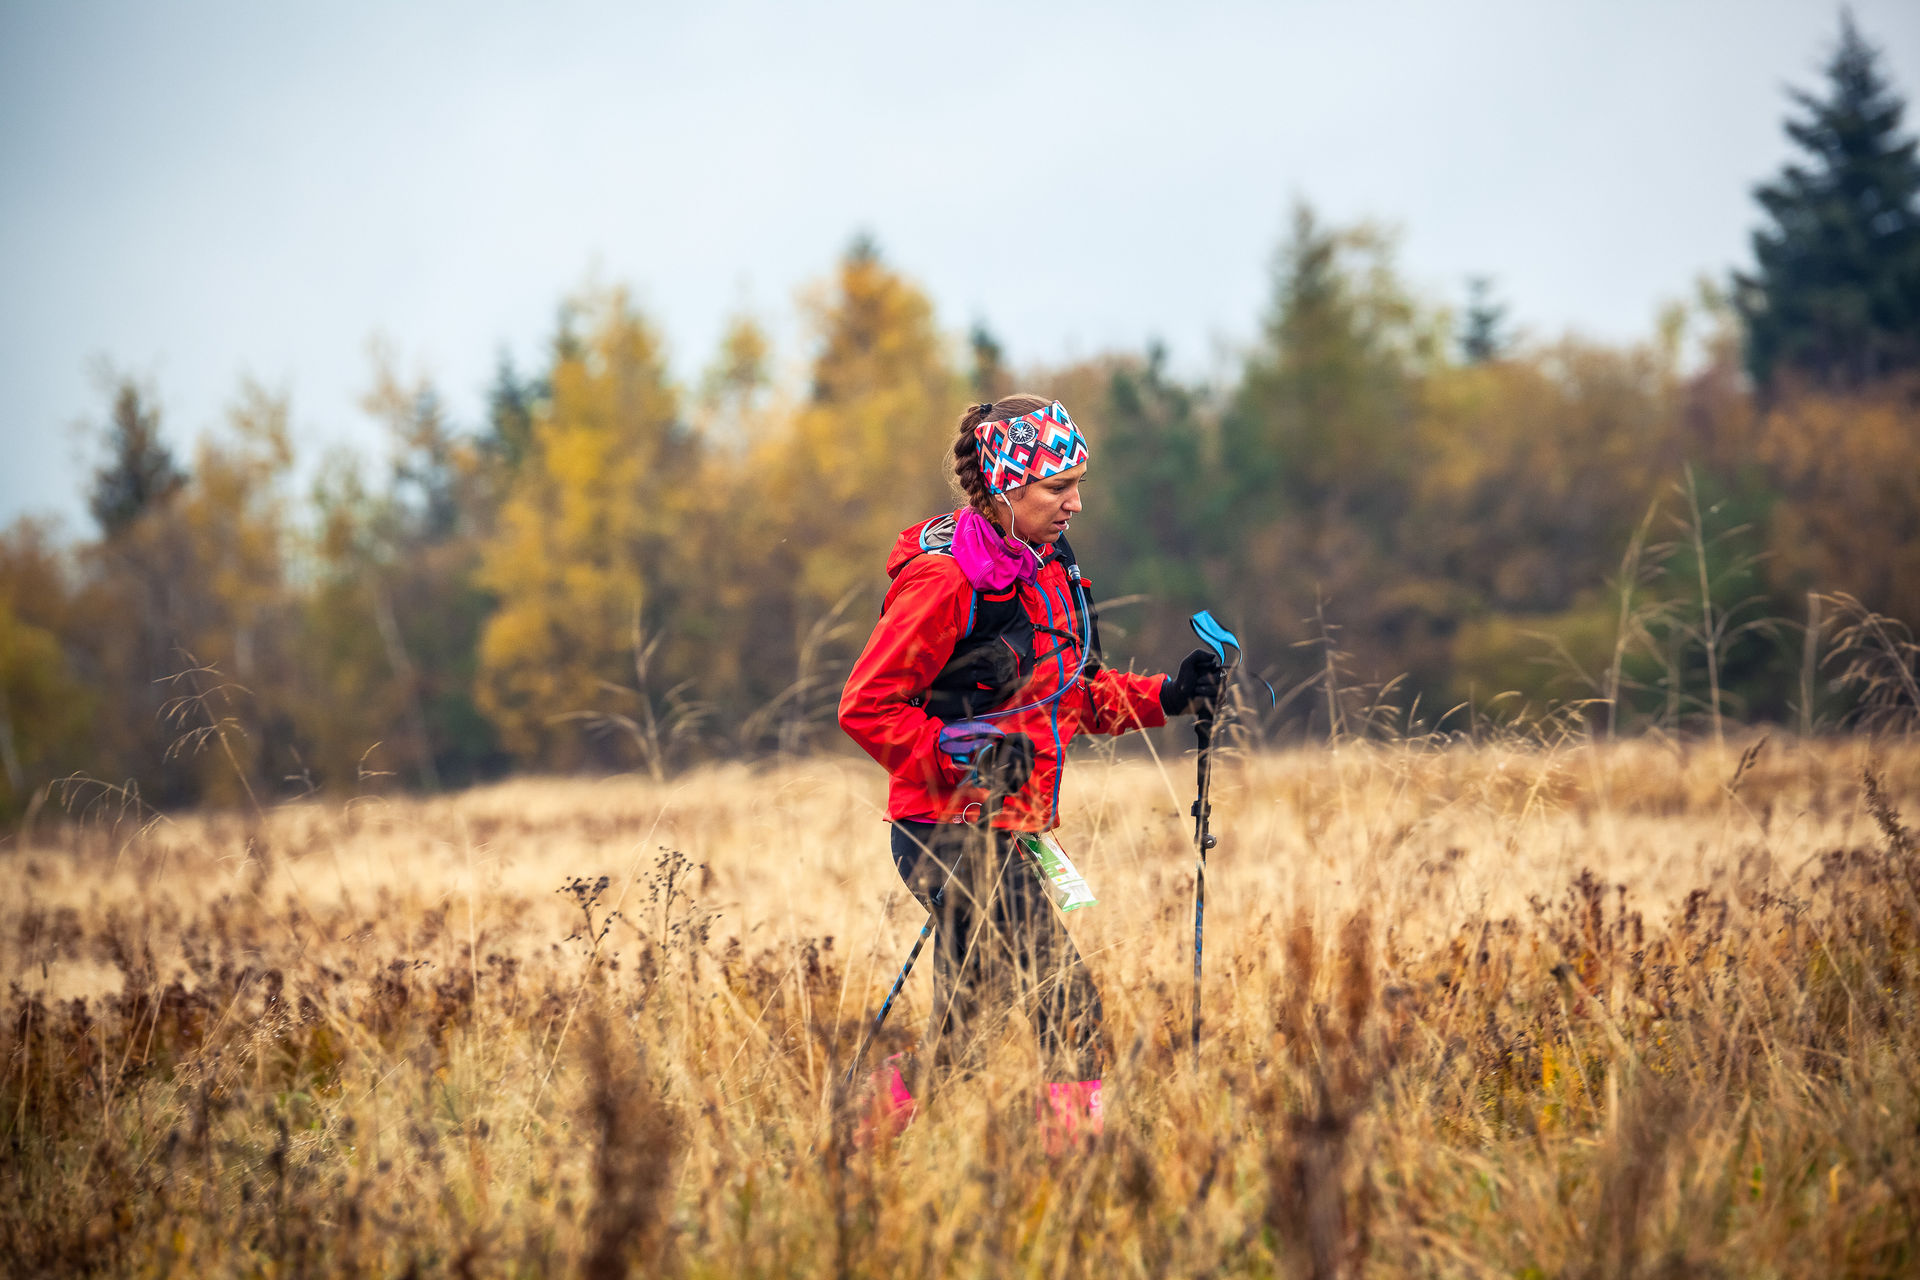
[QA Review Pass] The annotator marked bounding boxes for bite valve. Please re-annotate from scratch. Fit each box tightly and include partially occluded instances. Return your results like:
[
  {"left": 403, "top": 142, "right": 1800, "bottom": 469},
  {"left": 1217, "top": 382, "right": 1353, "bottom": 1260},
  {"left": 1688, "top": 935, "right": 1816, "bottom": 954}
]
[{"left": 1202, "top": 834, "right": 1218, "bottom": 850}]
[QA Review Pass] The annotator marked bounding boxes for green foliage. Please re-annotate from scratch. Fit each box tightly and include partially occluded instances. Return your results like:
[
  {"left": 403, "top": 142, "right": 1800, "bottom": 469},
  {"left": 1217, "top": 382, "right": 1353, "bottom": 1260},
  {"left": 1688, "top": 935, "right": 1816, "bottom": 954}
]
[
  {"left": 1213, "top": 207, "right": 1459, "bottom": 701},
  {"left": 298, "top": 353, "right": 507, "bottom": 794},
  {"left": 1225, "top": 205, "right": 1429, "bottom": 515},
  {"left": 75, "top": 382, "right": 300, "bottom": 808},
  {"left": 482, "top": 352, "right": 543, "bottom": 475},
  {"left": 22, "top": 16, "right": 1920, "bottom": 807},
  {"left": 1735, "top": 13, "right": 1920, "bottom": 391},
  {"left": 87, "top": 377, "right": 185, "bottom": 539},
  {"left": 969, "top": 322, "right": 1009, "bottom": 400},
  {"left": 1458, "top": 276, "right": 1510, "bottom": 365},
  {"left": 1055, "top": 346, "right": 1216, "bottom": 671},
  {"left": 1447, "top": 595, "right": 1618, "bottom": 724}
]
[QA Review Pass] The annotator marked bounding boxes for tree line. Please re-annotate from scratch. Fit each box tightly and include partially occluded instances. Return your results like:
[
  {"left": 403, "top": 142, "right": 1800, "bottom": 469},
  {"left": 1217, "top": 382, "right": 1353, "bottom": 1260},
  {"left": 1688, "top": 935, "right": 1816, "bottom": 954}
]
[{"left": 1, "top": 14, "right": 1916, "bottom": 819}]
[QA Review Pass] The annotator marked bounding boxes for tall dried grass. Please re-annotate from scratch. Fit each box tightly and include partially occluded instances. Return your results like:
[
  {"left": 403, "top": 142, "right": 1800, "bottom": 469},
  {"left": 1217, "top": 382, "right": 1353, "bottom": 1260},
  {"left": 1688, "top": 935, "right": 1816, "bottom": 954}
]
[{"left": 4, "top": 734, "right": 1918, "bottom": 1277}]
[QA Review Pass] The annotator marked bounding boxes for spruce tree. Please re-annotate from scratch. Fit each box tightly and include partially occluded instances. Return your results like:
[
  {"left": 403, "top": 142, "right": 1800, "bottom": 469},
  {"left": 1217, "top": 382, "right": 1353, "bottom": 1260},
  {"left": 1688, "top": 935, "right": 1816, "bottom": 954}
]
[
  {"left": 482, "top": 353, "right": 539, "bottom": 473},
  {"left": 89, "top": 378, "right": 185, "bottom": 538},
  {"left": 1459, "top": 276, "right": 1509, "bottom": 364},
  {"left": 1735, "top": 13, "right": 1920, "bottom": 391},
  {"left": 968, "top": 322, "right": 1008, "bottom": 399}
]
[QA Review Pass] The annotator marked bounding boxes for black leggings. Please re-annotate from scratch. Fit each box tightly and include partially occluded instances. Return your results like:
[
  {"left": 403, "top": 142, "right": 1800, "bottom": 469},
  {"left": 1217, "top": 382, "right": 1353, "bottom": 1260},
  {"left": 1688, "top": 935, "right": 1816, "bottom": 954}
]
[{"left": 890, "top": 820, "right": 1105, "bottom": 1081}]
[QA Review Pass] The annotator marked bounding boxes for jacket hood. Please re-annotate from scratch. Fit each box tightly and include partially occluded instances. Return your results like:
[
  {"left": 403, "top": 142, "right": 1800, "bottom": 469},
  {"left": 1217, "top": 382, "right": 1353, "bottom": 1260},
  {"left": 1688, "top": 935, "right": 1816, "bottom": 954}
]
[
  {"left": 888, "top": 510, "right": 1071, "bottom": 582},
  {"left": 885, "top": 512, "right": 959, "bottom": 579}
]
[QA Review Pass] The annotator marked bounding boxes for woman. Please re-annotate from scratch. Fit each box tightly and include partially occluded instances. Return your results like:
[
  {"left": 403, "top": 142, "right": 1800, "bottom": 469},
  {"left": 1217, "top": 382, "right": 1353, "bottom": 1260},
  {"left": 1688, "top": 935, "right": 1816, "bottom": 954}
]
[{"left": 838, "top": 394, "right": 1222, "bottom": 1140}]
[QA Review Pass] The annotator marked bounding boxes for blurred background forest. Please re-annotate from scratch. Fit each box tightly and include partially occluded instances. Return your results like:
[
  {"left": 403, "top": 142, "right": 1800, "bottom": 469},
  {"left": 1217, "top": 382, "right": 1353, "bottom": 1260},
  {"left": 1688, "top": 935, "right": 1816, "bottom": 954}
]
[{"left": 1, "top": 14, "right": 1917, "bottom": 820}]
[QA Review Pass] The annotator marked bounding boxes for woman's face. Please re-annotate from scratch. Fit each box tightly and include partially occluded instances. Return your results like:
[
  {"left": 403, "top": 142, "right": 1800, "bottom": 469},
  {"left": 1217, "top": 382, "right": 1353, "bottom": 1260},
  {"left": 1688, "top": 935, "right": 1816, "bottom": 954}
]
[{"left": 1001, "top": 463, "right": 1087, "bottom": 545}]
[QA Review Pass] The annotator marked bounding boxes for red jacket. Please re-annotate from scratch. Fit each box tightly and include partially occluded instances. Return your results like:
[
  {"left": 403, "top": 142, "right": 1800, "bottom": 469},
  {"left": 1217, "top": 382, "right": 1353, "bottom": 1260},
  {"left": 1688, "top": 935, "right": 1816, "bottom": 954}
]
[{"left": 839, "top": 512, "right": 1169, "bottom": 832}]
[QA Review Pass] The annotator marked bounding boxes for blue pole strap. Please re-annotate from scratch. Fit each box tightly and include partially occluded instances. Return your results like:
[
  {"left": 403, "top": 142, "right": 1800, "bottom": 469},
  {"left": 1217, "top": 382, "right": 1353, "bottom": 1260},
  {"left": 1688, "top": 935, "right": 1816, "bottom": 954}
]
[
  {"left": 1189, "top": 609, "right": 1241, "bottom": 665},
  {"left": 1190, "top": 609, "right": 1276, "bottom": 706}
]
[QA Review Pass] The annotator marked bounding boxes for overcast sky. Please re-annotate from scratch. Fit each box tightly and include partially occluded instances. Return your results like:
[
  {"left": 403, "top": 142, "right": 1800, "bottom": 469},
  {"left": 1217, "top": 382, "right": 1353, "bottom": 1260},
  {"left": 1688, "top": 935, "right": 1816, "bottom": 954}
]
[{"left": 3, "top": 0, "right": 1916, "bottom": 534}]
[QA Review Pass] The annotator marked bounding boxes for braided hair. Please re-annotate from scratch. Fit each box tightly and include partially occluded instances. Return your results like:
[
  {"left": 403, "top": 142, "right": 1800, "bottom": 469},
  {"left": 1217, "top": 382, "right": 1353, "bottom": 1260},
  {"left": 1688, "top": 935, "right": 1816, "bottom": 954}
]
[{"left": 951, "top": 393, "right": 1052, "bottom": 526}]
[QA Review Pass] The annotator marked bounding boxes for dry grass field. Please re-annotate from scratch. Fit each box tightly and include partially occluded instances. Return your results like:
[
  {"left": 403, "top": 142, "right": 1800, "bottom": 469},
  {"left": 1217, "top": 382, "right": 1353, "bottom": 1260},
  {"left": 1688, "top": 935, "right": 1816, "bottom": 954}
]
[{"left": 4, "top": 733, "right": 1918, "bottom": 1277}]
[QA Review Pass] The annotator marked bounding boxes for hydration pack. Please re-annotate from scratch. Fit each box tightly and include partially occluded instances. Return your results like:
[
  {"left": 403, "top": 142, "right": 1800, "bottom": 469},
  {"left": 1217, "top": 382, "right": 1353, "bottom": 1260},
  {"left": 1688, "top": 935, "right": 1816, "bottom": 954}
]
[{"left": 905, "top": 513, "right": 1103, "bottom": 722}]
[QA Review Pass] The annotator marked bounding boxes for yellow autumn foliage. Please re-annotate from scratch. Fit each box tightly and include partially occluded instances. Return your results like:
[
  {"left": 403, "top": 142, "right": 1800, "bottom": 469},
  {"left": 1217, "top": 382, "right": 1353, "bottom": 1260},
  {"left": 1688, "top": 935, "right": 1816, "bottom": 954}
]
[
  {"left": 476, "top": 288, "right": 694, "bottom": 765},
  {"left": 765, "top": 243, "right": 963, "bottom": 608},
  {"left": 1757, "top": 382, "right": 1920, "bottom": 624}
]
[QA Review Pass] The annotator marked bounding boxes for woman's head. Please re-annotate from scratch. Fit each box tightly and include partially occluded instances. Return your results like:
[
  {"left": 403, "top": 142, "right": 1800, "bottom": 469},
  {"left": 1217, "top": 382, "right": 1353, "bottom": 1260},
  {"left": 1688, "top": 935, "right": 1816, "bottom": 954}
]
[{"left": 950, "top": 396, "right": 1090, "bottom": 546}]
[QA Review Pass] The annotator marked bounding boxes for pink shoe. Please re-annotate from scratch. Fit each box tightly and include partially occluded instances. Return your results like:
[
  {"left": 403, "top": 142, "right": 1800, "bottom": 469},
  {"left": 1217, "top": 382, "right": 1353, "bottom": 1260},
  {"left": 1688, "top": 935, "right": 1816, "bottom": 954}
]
[
  {"left": 1038, "top": 1079, "right": 1103, "bottom": 1155},
  {"left": 857, "top": 1054, "right": 917, "bottom": 1147}
]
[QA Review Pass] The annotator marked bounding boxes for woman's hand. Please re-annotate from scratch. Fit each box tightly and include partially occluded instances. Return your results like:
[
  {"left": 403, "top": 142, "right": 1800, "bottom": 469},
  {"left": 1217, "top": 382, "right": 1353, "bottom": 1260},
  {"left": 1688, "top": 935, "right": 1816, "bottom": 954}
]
[
  {"left": 1160, "top": 649, "right": 1225, "bottom": 716},
  {"left": 971, "top": 733, "right": 1036, "bottom": 794}
]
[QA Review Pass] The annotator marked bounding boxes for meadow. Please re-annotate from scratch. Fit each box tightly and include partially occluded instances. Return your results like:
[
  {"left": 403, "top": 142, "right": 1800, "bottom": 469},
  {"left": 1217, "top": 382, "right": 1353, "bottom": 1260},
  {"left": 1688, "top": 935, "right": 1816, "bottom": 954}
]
[{"left": 4, "top": 732, "right": 1918, "bottom": 1277}]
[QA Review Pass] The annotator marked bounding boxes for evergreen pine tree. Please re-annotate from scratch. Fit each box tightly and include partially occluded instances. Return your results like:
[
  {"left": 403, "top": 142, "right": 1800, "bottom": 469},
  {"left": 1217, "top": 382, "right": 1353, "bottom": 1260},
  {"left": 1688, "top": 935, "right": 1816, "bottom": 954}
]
[
  {"left": 1735, "top": 12, "right": 1920, "bottom": 391},
  {"left": 1090, "top": 342, "right": 1210, "bottom": 593},
  {"left": 89, "top": 378, "right": 185, "bottom": 537},
  {"left": 483, "top": 353, "right": 539, "bottom": 472},
  {"left": 1459, "top": 276, "right": 1509, "bottom": 364},
  {"left": 969, "top": 322, "right": 1008, "bottom": 399}
]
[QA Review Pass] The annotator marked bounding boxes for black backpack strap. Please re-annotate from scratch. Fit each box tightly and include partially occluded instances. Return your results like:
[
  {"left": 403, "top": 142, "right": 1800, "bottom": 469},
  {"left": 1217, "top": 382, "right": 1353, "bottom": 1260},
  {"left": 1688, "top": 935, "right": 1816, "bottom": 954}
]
[
  {"left": 903, "top": 512, "right": 1037, "bottom": 721},
  {"left": 909, "top": 519, "right": 1104, "bottom": 720},
  {"left": 923, "top": 584, "right": 1034, "bottom": 721}
]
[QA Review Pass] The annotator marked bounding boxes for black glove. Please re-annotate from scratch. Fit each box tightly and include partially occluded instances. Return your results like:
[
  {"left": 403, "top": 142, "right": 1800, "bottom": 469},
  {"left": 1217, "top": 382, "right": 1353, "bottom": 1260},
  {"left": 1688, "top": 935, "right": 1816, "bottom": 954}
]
[
  {"left": 1161, "top": 648, "right": 1225, "bottom": 716},
  {"left": 970, "top": 733, "right": 1036, "bottom": 794}
]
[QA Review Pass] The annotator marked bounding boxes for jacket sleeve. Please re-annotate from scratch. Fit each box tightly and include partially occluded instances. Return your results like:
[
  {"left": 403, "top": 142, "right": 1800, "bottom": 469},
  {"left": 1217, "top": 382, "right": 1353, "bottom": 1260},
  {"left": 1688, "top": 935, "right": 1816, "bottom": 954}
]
[
  {"left": 838, "top": 558, "right": 970, "bottom": 791},
  {"left": 1075, "top": 666, "right": 1170, "bottom": 736}
]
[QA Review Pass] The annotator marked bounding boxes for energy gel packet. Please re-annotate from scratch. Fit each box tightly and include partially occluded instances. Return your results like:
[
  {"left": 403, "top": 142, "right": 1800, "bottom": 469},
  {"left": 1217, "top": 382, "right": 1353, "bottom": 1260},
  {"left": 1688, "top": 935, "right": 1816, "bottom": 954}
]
[{"left": 1018, "top": 831, "right": 1097, "bottom": 912}]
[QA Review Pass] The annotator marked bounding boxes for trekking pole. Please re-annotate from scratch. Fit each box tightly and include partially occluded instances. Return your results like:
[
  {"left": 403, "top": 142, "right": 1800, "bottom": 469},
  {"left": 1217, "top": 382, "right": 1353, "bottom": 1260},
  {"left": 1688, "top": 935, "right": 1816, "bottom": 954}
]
[
  {"left": 845, "top": 722, "right": 1009, "bottom": 1088},
  {"left": 846, "top": 915, "right": 936, "bottom": 1088},
  {"left": 1187, "top": 610, "right": 1250, "bottom": 1065},
  {"left": 1190, "top": 704, "right": 1217, "bottom": 1063}
]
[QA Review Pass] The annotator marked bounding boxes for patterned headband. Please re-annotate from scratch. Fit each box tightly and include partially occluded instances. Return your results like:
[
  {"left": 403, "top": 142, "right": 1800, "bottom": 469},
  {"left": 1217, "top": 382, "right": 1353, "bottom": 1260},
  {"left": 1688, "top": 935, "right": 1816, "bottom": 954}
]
[{"left": 973, "top": 401, "right": 1090, "bottom": 495}]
